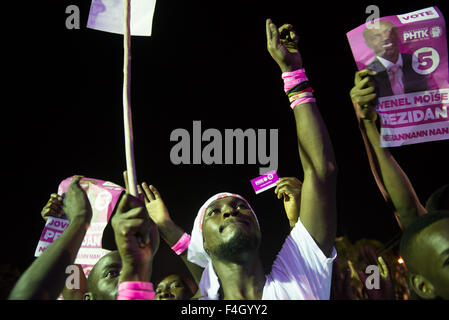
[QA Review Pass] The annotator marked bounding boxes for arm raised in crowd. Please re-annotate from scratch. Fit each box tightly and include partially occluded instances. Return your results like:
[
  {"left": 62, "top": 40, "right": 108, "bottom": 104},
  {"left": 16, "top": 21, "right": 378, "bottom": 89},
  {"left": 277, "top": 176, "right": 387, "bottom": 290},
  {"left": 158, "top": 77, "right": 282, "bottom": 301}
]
[
  {"left": 266, "top": 20, "right": 338, "bottom": 257},
  {"left": 9, "top": 176, "right": 92, "bottom": 300},
  {"left": 140, "top": 182, "right": 204, "bottom": 287},
  {"left": 123, "top": 171, "right": 203, "bottom": 288},
  {"left": 111, "top": 193, "right": 159, "bottom": 284},
  {"left": 350, "top": 69, "right": 427, "bottom": 230}
]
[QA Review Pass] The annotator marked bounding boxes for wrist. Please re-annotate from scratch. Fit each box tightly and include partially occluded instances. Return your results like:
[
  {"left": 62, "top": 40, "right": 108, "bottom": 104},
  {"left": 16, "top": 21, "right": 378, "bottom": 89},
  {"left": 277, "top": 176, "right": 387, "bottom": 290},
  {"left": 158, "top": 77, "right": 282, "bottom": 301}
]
[
  {"left": 67, "top": 216, "right": 90, "bottom": 229},
  {"left": 280, "top": 64, "right": 303, "bottom": 73},
  {"left": 282, "top": 69, "right": 315, "bottom": 109},
  {"left": 362, "top": 117, "right": 376, "bottom": 125},
  {"left": 121, "top": 261, "right": 151, "bottom": 282},
  {"left": 117, "top": 281, "right": 155, "bottom": 300},
  {"left": 154, "top": 215, "right": 174, "bottom": 228}
]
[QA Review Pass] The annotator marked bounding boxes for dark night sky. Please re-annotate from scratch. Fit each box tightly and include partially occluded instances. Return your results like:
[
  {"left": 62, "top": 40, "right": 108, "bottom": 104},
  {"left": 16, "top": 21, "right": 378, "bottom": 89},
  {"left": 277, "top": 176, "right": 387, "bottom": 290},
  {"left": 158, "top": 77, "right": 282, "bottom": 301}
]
[{"left": 3, "top": 0, "right": 449, "bottom": 282}]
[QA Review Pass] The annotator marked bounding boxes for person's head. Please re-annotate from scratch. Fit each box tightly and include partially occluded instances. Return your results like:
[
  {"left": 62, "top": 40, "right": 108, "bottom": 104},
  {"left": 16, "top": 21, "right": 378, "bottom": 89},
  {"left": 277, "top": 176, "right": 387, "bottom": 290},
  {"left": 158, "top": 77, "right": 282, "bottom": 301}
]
[
  {"left": 425, "top": 184, "right": 449, "bottom": 213},
  {"left": 201, "top": 196, "right": 261, "bottom": 264},
  {"left": 84, "top": 251, "right": 122, "bottom": 300},
  {"left": 187, "top": 192, "right": 262, "bottom": 299},
  {"left": 399, "top": 211, "right": 449, "bottom": 300},
  {"left": 154, "top": 274, "right": 197, "bottom": 300},
  {"left": 363, "top": 20, "right": 400, "bottom": 62}
]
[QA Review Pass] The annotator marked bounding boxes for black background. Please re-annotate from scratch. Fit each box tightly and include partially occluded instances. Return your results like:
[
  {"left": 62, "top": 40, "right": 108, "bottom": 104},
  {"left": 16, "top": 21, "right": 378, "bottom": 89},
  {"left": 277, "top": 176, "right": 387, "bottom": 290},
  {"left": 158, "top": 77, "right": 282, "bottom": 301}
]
[{"left": 2, "top": 0, "right": 448, "bottom": 286}]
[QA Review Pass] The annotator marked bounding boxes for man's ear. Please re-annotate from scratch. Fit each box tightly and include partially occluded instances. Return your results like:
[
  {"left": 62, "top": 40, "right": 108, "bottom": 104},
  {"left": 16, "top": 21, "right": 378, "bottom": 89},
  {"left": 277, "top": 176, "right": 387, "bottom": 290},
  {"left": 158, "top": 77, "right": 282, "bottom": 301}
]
[
  {"left": 83, "top": 292, "right": 94, "bottom": 300},
  {"left": 410, "top": 274, "right": 437, "bottom": 300}
]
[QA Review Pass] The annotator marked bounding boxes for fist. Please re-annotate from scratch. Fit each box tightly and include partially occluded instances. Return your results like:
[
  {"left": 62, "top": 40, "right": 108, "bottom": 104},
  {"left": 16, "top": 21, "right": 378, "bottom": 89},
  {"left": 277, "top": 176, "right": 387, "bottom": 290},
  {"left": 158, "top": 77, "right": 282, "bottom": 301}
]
[
  {"left": 41, "top": 193, "right": 64, "bottom": 221},
  {"left": 266, "top": 19, "right": 303, "bottom": 73}
]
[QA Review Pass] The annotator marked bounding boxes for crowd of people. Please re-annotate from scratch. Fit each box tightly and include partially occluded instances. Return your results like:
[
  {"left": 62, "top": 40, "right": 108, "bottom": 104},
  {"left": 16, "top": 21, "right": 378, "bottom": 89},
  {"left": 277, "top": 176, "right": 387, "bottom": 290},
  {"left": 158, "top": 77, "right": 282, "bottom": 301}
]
[{"left": 5, "top": 18, "right": 448, "bottom": 300}]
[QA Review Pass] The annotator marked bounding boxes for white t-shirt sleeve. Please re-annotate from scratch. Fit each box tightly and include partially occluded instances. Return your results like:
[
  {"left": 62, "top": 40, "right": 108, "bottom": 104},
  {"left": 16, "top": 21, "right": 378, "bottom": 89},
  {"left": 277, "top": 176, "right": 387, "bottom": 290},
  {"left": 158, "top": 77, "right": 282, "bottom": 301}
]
[{"left": 262, "top": 219, "right": 337, "bottom": 300}]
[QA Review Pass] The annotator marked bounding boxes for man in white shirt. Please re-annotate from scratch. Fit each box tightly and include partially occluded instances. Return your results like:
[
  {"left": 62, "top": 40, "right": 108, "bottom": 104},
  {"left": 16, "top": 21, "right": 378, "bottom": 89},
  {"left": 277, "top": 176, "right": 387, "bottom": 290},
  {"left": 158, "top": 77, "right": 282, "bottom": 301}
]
[
  {"left": 362, "top": 19, "right": 428, "bottom": 97},
  {"left": 186, "top": 20, "right": 338, "bottom": 300}
]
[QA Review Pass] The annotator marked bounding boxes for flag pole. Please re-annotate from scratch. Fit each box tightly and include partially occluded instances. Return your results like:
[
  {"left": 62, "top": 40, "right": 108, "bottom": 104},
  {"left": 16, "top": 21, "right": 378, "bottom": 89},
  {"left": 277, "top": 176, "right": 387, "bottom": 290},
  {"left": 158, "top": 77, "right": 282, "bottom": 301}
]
[{"left": 123, "top": 0, "right": 138, "bottom": 197}]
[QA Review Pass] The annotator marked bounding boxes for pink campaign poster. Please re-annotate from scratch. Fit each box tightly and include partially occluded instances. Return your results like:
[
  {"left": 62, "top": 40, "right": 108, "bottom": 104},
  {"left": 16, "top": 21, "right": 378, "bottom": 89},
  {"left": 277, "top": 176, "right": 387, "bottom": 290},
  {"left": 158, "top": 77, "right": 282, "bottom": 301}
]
[
  {"left": 34, "top": 176, "right": 125, "bottom": 277},
  {"left": 347, "top": 7, "right": 449, "bottom": 147}
]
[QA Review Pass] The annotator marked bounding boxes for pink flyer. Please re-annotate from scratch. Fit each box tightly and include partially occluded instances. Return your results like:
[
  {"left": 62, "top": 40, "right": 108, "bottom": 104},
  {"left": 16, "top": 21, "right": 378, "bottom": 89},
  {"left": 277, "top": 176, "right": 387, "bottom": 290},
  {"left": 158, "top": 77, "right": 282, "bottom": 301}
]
[
  {"left": 347, "top": 7, "right": 449, "bottom": 147},
  {"left": 250, "top": 170, "right": 279, "bottom": 194},
  {"left": 34, "top": 176, "right": 125, "bottom": 277}
]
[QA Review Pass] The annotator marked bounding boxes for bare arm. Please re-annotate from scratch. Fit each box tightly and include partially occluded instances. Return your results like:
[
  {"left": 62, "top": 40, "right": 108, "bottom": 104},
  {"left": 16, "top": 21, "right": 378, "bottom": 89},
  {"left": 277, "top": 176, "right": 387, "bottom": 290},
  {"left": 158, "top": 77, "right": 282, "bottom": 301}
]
[
  {"left": 140, "top": 183, "right": 204, "bottom": 286},
  {"left": 350, "top": 70, "right": 427, "bottom": 230},
  {"left": 9, "top": 176, "right": 92, "bottom": 300},
  {"left": 266, "top": 20, "right": 337, "bottom": 257}
]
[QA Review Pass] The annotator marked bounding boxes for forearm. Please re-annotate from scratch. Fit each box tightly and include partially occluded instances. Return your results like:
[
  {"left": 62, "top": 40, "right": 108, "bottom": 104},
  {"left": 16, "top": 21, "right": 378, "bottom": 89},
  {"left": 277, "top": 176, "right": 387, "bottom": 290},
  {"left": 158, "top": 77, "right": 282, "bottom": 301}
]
[
  {"left": 294, "top": 102, "right": 337, "bottom": 179},
  {"left": 120, "top": 260, "right": 152, "bottom": 283},
  {"left": 157, "top": 219, "right": 204, "bottom": 285},
  {"left": 9, "top": 218, "right": 88, "bottom": 300},
  {"left": 156, "top": 218, "right": 186, "bottom": 247},
  {"left": 293, "top": 101, "right": 337, "bottom": 256},
  {"left": 362, "top": 119, "right": 426, "bottom": 228}
]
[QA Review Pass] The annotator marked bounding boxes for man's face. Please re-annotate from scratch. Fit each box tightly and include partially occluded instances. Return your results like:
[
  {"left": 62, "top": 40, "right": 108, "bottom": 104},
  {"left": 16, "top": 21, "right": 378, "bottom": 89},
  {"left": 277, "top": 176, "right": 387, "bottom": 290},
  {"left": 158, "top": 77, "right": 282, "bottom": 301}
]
[
  {"left": 202, "top": 197, "right": 261, "bottom": 262},
  {"left": 155, "top": 274, "right": 192, "bottom": 300},
  {"left": 413, "top": 218, "right": 449, "bottom": 299},
  {"left": 365, "top": 21, "right": 400, "bottom": 62},
  {"left": 85, "top": 251, "right": 122, "bottom": 300}
]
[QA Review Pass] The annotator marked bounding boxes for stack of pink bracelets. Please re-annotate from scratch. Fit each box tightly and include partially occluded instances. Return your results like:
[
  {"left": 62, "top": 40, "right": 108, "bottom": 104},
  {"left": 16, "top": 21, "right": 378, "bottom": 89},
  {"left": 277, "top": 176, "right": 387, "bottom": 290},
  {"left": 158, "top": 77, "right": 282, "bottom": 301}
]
[
  {"left": 116, "top": 233, "right": 191, "bottom": 300},
  {"left": 282, "top": 68, "right": 315, "bottom": 109},
  {"left": 117, "top": 281, "right": 156, "bottom": 300}
]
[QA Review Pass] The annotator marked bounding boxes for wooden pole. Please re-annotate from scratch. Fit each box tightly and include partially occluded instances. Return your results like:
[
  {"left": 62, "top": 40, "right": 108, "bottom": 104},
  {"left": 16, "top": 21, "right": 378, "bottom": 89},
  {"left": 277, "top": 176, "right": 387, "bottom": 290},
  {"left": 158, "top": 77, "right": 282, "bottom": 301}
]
[{"left": 123, "top": 0, "right": 138, "bottom": 197}]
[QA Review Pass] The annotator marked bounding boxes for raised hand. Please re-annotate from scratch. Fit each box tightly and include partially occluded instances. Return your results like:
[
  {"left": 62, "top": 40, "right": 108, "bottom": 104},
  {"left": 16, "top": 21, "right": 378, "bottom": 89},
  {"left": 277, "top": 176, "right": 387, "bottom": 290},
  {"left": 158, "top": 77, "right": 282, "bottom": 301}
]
[
  {"left": 356, "top": 246, "right": 394, "bottom": 300},
  {"left": 41, "top": 193, "right": 65, "bottom": 221},
  {"left": 111, "top": 193, "right": 159, "bottom": 282},
  {"left": 350, "top": 69, "right": 378, "bottom": 121},
  {"left": 266, "top": 19, "right": 303, "bottom": 72},
  {"left": 331, "top": 258, "right": 354, "bottom": 300},
  {"left": 63, "top": 176, "right": 92, "bottom": 224},
  {"left": 274, "top": 177, "right": 303, "bottom": 228},
  {"left": 140, "top": 183, "right": 172, "bottom": 226}
]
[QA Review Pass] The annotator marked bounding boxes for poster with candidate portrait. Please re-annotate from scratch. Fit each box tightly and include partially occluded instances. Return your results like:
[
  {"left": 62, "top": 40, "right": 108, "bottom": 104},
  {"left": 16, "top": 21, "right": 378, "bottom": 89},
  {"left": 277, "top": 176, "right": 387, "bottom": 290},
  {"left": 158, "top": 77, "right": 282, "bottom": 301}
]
[
  {"left": 34, "top": 177, "right": 125, "bottom": 277},
  {"left": 347, "top": 7, "right": 449, "bottom": 147}
]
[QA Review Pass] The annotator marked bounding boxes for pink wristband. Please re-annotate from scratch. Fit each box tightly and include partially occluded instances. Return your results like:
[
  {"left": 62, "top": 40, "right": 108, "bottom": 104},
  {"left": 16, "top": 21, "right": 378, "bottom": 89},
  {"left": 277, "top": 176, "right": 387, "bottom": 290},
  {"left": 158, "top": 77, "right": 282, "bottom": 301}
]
[
  {"left": 118, "top": 281, "right": 154, "bottom": 291},
  {"left": 171, "top": 233, "right": 191, "bottom": 255},
  {"left": 291, "top": 97, "right": 316, "bottom": 109},
  {"left": 117, "top": 281, "right": 155, "bottom": 300},
  {"left": 282, "top": 68, "right": 308, "bottom": 92},
  {"left": 289, "top": 91, "right": 314, "bottom": 103}
]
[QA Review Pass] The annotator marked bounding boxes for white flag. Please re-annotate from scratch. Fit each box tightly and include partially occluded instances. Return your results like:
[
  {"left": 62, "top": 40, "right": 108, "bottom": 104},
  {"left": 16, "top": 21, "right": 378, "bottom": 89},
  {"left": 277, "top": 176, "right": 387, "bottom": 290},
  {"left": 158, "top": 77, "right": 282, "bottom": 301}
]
[{"left": 87, "top": 0, "right": 157, "bottom": 36}]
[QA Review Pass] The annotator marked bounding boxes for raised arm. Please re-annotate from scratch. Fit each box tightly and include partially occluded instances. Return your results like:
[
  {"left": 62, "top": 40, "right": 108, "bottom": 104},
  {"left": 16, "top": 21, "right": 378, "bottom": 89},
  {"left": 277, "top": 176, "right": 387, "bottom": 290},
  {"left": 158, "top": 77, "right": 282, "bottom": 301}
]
[
  {"left": 9, "top": 176, "right": 92, "bottom": 300},
  {"left": 140, "top": 183, "right": 204, "bottom": 286},
  {"left": 111, "top": 193, "right": 159, "bottom": 284},
  {"left": 266, "top": 20, "right": 337, "bottom": 257},
  {"left": 350, "top": 69, "right": 427, "bottom": 230},
  {"left": 122, "top": 171, "right": 204, "bottom": 287}
]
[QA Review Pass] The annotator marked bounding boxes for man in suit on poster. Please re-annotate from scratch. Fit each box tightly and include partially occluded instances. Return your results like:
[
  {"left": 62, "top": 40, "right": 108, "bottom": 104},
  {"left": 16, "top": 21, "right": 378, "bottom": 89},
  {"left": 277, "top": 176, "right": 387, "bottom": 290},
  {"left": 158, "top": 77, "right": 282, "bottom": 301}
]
[{"left": 363, "top": 20, "right": 428, "bottom": 98}]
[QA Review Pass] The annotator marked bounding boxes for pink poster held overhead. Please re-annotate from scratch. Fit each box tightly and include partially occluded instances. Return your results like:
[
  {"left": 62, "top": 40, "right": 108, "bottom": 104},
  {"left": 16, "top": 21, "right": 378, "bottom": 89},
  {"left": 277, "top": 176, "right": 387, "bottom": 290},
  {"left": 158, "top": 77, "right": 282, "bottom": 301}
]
[
  {"left": 34, "top": 176, "right": 125, "bottom": 277},
  {"left": 346, "top": 7, "right": 449, "bottom": 147}
]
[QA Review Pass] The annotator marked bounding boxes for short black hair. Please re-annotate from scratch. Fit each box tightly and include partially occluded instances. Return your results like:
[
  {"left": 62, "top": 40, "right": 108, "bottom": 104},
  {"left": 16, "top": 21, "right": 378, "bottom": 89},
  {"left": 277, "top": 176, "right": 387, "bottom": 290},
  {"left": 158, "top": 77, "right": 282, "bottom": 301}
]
[
  {"left": 425, "top": 184, "right": 449, "bottom": 212},
  {"left": 399, "top": 211, "right": 449, "bottom": 273}
]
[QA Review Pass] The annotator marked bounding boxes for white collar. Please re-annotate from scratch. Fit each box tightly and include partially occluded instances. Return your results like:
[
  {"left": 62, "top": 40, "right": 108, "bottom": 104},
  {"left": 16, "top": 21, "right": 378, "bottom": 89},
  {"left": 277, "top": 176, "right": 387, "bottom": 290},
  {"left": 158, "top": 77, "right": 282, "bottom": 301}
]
[{"left": 377, "top": 54, "right": 403, "bottom": 70}]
